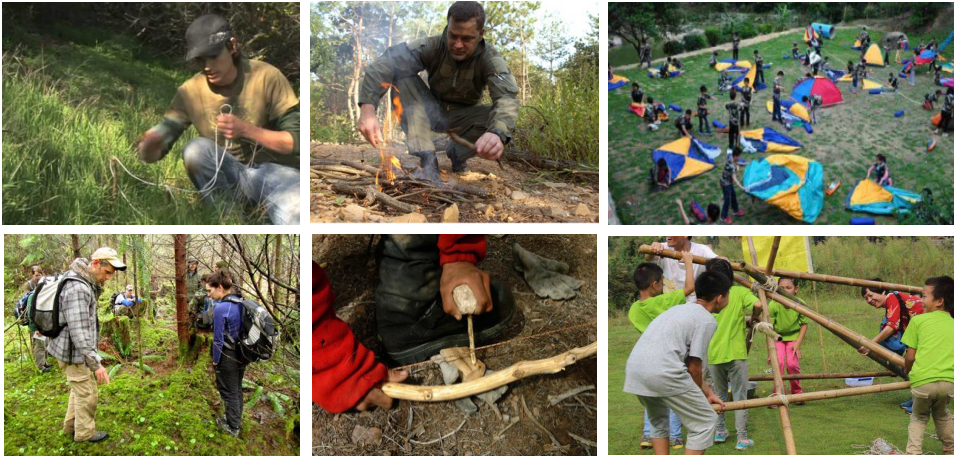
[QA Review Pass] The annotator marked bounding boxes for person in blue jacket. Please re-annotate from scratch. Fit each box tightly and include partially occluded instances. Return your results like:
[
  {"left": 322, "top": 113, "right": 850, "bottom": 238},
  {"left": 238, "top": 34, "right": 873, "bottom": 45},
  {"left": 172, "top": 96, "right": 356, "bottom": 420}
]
[{"left": 208, "top": 269, "right": 247, "bottom": 437}]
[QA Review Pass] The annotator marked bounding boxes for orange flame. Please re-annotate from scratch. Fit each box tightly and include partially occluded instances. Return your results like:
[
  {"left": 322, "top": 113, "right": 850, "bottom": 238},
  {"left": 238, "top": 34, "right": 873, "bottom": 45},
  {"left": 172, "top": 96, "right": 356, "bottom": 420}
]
[{"left": 374, "top": 83, "right": 405, "bottom": 190}]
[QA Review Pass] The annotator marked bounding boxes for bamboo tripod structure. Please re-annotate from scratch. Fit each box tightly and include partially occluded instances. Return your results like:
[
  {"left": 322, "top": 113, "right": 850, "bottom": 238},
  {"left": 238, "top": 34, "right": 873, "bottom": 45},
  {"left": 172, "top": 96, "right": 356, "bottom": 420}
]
[{"left": 638, "top": 238, "right": 918, "bottom": 455}]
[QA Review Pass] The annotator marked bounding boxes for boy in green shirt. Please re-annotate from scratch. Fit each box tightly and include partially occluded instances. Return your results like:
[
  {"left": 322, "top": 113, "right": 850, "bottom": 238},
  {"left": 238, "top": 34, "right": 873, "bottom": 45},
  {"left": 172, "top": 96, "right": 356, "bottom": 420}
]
[
  {"left": 901, "top": 276, "right": 954, "bottom": 455},
  {"left": 628, "top": 250, "right": 695, "bottom": 450},
  {"left": 703, "top": 258, "right": 761, "bottom": 451},
  {"left": 768, "top": 278, "right": 809, "bottom": 398}
]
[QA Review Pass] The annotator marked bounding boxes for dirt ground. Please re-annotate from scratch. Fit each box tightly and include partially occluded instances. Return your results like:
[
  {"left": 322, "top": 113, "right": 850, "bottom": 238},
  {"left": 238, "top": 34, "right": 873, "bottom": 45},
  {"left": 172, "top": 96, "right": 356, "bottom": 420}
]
[
  {"left": 312, "top": 234, "right": 597, "bottom": 456},
  {"left": 310, "top": 142, "right": 599, "bottom": 223}
]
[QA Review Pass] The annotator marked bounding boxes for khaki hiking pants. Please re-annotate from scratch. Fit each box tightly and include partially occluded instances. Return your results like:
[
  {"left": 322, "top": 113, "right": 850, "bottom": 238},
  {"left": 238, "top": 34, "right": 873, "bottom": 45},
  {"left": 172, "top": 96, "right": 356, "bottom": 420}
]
[
  {"left": 58, "top": 361, "right": 98, "bottom": 441},
  {"left": 32, "top": 334, "right": 50, "bottom": 370},
  {"left": 907, "top": 381, "right": 954, "bottom": 454}
]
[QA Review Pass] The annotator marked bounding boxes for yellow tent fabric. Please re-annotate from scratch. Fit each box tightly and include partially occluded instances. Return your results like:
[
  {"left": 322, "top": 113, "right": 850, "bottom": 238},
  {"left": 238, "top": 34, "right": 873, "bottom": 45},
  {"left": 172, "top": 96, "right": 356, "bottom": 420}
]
[
  {"left": 863, "top": 43, "right": 885, "bottom": 66},
  {"left": 804, "top": 26, "right": 820, "bottom": 43},
  {"left": 862, "top": 79, "right": 884, "bottom": 90},
  {"left": 741, "top": 237, "right": 812, "bottom": 273},
  {"left": 736, "top": 64, "right": 758, "bottom": 89},
  {"left": 765, "top": 99, "right": 810, "bottom": 122},
  {"left": 609, "top": 75, "right": 628, "bottom": 84},
  {"left": 849, "top": 179, "right": 894, "bottom": 206},
  {"left": 762, "top": 155, "right": 811, "bottom": 220},
  {"left": 715, "top": 60, "right": 753, "bottom": 72}
]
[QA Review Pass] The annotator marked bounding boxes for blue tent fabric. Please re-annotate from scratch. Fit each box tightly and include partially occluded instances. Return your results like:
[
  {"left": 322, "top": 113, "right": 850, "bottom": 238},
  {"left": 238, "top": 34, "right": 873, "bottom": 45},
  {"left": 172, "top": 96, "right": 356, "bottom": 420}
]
[
  {"left": 742, "top": 156, "right": 824, "bottom": 223},
  {"left": 845, "top": 180, "right": 923, "bottom": 215},
  {"left": 651, "top": 137, "right": 718, "bottom": 183},
  {"left": 746, "top": 128, "right": 802, "bottom": 152},
  {"left": 941, "top": 31, "right": 953, "bottom": 52}
]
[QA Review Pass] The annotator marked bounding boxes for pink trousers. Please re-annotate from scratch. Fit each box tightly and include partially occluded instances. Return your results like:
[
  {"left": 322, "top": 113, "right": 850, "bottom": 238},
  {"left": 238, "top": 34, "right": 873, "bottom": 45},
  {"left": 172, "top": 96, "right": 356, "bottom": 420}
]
[{"left": 773, "top": 340, "right": 802, "bottom": 394}]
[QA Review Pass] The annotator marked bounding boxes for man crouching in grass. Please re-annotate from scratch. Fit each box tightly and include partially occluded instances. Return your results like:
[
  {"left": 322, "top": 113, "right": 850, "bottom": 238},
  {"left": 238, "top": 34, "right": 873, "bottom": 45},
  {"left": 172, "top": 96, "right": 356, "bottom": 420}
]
[{"left": 136, "top": 14, "right": 300, "bottom": 225}]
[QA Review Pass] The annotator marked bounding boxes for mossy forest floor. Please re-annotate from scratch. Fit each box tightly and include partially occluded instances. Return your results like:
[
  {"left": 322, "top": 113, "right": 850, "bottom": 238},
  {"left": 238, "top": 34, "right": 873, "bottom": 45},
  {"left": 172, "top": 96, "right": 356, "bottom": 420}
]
[
  {"left": 3, "top": 295, "right": 299, "bottom": 456},
  {"left": 609, "top": 23, "right": 954, "bottom": 225}
]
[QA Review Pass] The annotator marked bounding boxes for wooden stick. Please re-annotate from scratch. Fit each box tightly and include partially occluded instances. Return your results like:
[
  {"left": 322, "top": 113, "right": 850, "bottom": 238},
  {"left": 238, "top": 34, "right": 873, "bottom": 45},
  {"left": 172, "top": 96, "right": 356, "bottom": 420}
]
[
  {"left": 750, "top": 371, "right": 896, "bottom": 381},
  {"left": 329, "top": 183, "right": 420, "bottom": 214},
  {"left": 382, "top": 342, "right": 597, "bottom": 402},
  {"left": 715, "top": 381, "right": 911, "bottom": 412},
  {"left": 748, "top": 236, "right": 798, "bottom": 455}
]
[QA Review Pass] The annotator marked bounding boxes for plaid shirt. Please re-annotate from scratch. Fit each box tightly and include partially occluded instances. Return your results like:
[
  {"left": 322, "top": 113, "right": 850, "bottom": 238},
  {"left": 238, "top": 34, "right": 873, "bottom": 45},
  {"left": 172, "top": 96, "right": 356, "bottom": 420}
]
[{"left": 46, "top": 259, "right": 103, "bottom": 370}]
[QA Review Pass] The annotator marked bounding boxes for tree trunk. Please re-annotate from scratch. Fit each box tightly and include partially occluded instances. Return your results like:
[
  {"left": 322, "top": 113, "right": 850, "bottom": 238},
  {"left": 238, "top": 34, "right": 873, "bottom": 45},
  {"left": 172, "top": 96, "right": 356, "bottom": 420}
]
[
  {"left": 174, "top": 235, "right": 189, "bottom": 354},
  {"left": 72, "top": 235, "right": 81, "bottom": 259},
  {"left": 273, "top": 235, "right": 283, "bottom": 305}
]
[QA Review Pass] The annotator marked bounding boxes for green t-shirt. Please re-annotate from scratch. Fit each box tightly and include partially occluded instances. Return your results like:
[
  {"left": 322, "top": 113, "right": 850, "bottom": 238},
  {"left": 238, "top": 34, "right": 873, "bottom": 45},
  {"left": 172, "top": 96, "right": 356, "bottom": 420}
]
[
  {"left": 628, "top": 290, "right": 687, "bottom": 333},
  {"left": 900, "top": 311, "right": 955, "bottom": 388},
  {"left": 769, "top": 299, "right": 809, "bottom": 341},
  {"left": 708, "top": 285, "right": 759, "bottom": 365}
]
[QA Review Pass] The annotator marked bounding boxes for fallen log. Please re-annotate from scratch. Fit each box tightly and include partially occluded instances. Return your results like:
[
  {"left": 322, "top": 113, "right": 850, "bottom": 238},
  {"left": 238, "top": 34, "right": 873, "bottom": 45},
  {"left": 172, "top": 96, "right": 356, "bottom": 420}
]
[
  {"left": 714, "top": 381, "right": 911, "bottom": 412},
  {"left": 749, "top": 371, "right": 896, "bottom": 381}
]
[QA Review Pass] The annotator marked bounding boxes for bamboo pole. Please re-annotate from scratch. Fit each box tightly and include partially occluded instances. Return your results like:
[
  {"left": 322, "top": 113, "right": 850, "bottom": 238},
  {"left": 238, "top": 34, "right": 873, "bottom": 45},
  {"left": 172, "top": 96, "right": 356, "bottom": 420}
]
[
  {"left": 635, "top": 246, "right": 922, "bottom": 294},
  {"left": 748, "top": 236, "right": 797, "bottom": 455},
  {"left": 715, "top": 381, "right": 911, "bottom": 412},
  {"left": 639, "top": 246, "right": 908, "bottom": 371},
  {"left": 750, "top": 371, "right": 896, "bottom": 381}
]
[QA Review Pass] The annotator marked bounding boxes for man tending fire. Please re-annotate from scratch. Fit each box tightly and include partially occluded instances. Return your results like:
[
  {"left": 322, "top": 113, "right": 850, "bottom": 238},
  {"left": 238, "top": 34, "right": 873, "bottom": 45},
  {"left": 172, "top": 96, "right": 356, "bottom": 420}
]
[{"left": 356, "top": 1, "right": 520, "bottom": 181}]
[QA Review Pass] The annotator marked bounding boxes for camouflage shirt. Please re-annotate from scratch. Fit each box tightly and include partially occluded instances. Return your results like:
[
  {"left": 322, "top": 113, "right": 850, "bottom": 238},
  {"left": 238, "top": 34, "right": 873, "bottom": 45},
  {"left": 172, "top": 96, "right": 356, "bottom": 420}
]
[{"left": 359, "top": 28, "right": 520, "bottom": 137}]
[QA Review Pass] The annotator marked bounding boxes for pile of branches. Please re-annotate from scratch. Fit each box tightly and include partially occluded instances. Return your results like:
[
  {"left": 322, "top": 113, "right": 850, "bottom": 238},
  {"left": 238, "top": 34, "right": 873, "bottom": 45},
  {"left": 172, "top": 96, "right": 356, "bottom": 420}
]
[{"left": 311, "top": 157, "right": 490, "bottom": 214}]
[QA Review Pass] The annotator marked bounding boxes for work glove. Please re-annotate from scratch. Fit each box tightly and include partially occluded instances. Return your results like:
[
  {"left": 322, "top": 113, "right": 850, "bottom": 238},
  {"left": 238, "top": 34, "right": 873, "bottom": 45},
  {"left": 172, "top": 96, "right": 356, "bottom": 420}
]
[{"left": 513, "top": 243, "right": 583, "bottom": 300}]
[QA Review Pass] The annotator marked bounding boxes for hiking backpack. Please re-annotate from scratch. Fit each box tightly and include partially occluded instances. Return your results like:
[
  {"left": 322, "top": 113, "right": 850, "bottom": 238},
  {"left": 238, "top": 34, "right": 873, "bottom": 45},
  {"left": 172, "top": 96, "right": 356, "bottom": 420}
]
[
  {"left": 27, "top": 272, "right": 92, "bottom": 338},
  {"left": 108, "top": 291, "right": 123, "bottom": 313},
  {"left": 14, "top": 292, "right": 31, "bottom": 325},
  {"left": 224, "top": 296, "right": 278, "bottom": 363}
]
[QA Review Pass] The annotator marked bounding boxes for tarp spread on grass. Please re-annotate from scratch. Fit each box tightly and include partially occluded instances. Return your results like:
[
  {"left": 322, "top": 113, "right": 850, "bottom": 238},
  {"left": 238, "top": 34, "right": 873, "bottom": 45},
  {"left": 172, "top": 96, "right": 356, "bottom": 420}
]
[
  {"left": 862, "top": 79, "right": 885, "bottom": 90},
  {"left": 863, "top": 43, "right": 886, "bottom": 67},
  {"left": 609, "top": 74, "right": 629, "bottom": 90},
  {"left": 766, "top": 99, "right": 811, "bottom": 123},
  {"left": 792, "top": 77, "right": 844, "bottom": 106},
  {"left": 740, "top": 128, "right": 803, "bottom": 153},
  {"left": 715, "top": 60, "right": 752, "bottom": 72},
  {"left": 846, "top": 179, "right": 922, "bottom": 215},
  {"left": 651, "top": 137, "right": 718, "bottom": 183},
  {"left": 742, "top": 154, "right": 824, "bottom": 223},
  {"left": 734, "top": 64, "right": 759, "bottom": 90},
  {"left": 648, "top": 65, "right": 683, "bottom": 78}
]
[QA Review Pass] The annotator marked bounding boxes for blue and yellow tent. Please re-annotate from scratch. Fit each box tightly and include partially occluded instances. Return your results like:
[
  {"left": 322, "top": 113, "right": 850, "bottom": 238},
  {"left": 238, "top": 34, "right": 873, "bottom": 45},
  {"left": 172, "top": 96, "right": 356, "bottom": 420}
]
[
  {"left": 648, "top": 64, "right": 683, "bottom": 78},
  {"left": 765, "top": 99, "right": 811, "bottom": 123},
  {"left": 742, "top": 155, "right": 824, "bottom": 223},
  {"left": 734, "top": 64, "right": 759, "bottom": 90},
  {"left": 609, "top": 74, "right": 629, "bottom": 90},
  {"left": 651, "top": 137, "right": 718, "bottom": 183},
  {"left": 715, "top": 60, "right": 752, "bottom": 72},
  {"left": 845, "top": 179, "right": 922, "bottom": 215},
  {"left": 740, "top": 128, "right": 803, "bottom": 153}
]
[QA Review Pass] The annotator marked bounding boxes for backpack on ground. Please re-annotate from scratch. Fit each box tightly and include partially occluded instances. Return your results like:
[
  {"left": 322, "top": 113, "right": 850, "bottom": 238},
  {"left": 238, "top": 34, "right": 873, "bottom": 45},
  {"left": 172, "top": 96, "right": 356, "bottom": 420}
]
[
  {"left": 224, "top": 296, "right": 278, "bottom": 363},
  {"left": 27, "top": 272, "right": 92, "bottom": 338},
  {"left": 108, "top": 291, "right": 123, "bottom": 313}
]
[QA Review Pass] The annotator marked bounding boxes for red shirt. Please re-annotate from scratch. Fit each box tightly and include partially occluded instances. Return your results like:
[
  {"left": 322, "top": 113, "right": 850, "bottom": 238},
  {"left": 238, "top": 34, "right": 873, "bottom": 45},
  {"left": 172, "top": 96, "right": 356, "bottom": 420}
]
[
  {"left": 312, "top": 235, "right": 485, "bottom": 412},
  {"left": 882, "top": 292, "right": 924, "bottom": 333}
]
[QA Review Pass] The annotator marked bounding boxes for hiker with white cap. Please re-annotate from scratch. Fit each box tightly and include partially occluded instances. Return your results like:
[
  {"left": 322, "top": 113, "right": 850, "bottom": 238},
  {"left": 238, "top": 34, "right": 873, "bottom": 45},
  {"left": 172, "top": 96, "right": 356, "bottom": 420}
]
[
  {"left": 135, "top": 13, "right": 301, "bottom": 225},
  {"left": 46, "top": 247, "right": 126, "bottom": 443},
  {"left": 113, "top": 284, "right": 142, "bottom": 317}
]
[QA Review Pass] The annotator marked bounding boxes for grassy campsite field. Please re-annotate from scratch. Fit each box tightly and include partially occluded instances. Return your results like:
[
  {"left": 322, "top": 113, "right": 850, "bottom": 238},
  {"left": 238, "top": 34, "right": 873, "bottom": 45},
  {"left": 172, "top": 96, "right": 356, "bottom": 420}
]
[
  {"left": 607, "top": 237, "right": 955, "bottom": 455},
  {"left": 1, "top": 21, "right": 251, "bottom": 225},
  {"left": 609, "top": 25, "right": 954, "bottom": 225}
]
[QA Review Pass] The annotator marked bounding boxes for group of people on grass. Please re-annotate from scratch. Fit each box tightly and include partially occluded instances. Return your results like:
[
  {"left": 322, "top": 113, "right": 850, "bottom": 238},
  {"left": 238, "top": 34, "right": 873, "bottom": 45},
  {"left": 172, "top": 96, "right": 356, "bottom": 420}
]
[{"left": 624, "top": 237, "right": 954, "bottom": 455}]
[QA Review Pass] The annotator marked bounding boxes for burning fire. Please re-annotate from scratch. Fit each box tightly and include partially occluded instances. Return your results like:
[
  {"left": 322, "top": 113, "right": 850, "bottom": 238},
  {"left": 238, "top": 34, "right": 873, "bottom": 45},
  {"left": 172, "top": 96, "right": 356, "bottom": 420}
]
[{"left": 375, "top": 83, "right": 406, "bottom": 189}]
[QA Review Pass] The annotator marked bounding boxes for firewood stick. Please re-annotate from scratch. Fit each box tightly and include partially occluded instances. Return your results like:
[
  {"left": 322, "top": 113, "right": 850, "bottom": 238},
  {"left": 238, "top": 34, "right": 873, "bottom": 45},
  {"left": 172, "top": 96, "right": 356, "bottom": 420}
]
[{"left": 330, "top": 183, "right": 420, "bottom": 213}]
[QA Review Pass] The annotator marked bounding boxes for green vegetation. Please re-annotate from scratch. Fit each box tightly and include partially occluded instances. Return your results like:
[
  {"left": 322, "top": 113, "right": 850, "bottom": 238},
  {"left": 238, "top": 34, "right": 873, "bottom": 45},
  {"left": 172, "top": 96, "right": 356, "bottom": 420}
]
[
  {"left": 609, "top": 23, "right": 954, "bottom": 225},
  {"left": 608, "top": 236, "right": 954, "bottom": 454}
]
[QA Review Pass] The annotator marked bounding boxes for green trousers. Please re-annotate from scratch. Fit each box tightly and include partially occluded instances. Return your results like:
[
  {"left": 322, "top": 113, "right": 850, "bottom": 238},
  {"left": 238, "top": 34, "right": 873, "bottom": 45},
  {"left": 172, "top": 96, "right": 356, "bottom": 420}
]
[{"left": 395, "top": 75, "right": 490, "bottom": 161}]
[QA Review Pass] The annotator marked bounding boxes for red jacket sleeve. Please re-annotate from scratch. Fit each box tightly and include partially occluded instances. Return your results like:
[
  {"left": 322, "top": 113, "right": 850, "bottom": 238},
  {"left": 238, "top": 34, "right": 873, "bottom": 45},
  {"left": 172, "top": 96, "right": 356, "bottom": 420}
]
[
  {"left": 312, "top": 262, "right": 387, "bottom": 413},
  {"left": 438, "top": 235, "right": 487, "bottom": 266}
]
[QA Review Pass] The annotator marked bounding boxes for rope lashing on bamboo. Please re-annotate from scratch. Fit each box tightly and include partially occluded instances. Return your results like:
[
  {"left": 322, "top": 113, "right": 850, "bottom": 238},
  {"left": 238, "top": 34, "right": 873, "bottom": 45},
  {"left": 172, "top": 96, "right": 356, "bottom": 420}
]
[
  {"left": 750, "top": 321, "right": 781, "bottom": 343},
  {"left": 750, "top": 274, "right": 779, "bottom": 296}
]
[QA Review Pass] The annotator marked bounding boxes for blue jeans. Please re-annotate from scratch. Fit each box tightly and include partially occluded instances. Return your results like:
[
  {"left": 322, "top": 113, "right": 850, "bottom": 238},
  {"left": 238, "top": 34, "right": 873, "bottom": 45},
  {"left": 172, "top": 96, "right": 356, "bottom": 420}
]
[
  {"left": 643, "top": 408, "right": 683, "bottom": 439},
  {"left": 182, "top": 137, "right": 300, "bottom": 225},
  {"left": 772, "top": 98, "right": 781, "bottom": 121},
  {"left": 721, "top": 184, "right": 739, "bottom": 219}
]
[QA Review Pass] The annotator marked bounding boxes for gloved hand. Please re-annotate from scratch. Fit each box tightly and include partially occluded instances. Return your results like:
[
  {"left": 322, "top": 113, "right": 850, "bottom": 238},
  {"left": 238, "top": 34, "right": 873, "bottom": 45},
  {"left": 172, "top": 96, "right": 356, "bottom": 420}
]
[{"left": 513, "top": 243, "right": 583, "bottom": 300}]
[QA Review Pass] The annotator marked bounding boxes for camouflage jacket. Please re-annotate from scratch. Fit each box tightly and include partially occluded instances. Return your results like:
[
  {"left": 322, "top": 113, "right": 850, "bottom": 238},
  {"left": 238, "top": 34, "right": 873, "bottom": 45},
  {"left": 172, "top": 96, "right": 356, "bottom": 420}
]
[{"left": 359, "top": 28, "right": 520, "bottom": 137}]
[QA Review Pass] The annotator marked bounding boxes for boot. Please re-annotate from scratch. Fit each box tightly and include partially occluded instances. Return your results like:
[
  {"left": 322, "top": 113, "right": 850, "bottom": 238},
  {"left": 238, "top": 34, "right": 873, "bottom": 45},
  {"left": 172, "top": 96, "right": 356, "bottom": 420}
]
[
  {"left": 446, "top": 142, "right": 476, "bottom": 173},
  {"left": 410, "top": 150, "right": 441, "bottom": 181},
  {"left": 377, "top": 279, "right": 516, "bottom": 365}
]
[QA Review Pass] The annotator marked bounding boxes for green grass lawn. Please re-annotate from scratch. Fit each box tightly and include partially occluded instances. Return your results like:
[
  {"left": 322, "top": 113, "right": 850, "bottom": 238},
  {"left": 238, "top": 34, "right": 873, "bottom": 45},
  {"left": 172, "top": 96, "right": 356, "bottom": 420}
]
[
  {"left": 608, "top": 295, "right": 953, "bottom": 455},
  {"left": 1, "top": 22, "right": 254, "bottom": 224},
  {"left": 608, "top": 26, "right": 954, "bottom": 225}
]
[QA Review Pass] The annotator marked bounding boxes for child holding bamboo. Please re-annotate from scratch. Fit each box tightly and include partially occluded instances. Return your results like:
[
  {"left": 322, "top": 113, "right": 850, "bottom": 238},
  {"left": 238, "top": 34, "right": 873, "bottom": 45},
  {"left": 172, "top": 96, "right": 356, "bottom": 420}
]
[
  {"left": 629, "top": 252, "right": 696, "bottom": 450},
  {"left": 702, "top": 258, "right": 761, "bottom": 450},
  {"left": 767, "top": 277, "right": 809, "bottom": 399},
  {"left": 900, "top": 276, "right": 954, "bottom": 455},
  {"left": 624, "top": 271, "right": 730, "bottom": 455}
]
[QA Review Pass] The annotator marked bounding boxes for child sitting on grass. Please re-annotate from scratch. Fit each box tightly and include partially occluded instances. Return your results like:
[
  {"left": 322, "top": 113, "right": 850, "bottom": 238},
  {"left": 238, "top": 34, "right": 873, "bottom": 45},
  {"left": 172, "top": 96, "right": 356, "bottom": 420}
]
[
  {"left": 677, "top": 200, "right": 720, "bottom": 225},
  {"left": 703, "top": 258, "right": 762, "bottom": 451},
  {"left": 625, "top": 271, "right": 730, "bottom": 455},
  {"left": 791, "top": 42, "right": 801, "bottom": 60},
  {"left": 768, "top": 277, "right": 809, "bottom": 403},
  {"left": 654, "top": 158, "right": 673, "bottom": 190},
  {"left": 866, "top": 154, "right": 893, "bottom": 187},
  {"left": 901, "top": 276, "right": 954, "bottom": 455},
  {"left": 628, "top": 252, "right": 696, "bottom": 451},
  {"left": 887, "top": 73, "right": 900, "bottom": 92}
]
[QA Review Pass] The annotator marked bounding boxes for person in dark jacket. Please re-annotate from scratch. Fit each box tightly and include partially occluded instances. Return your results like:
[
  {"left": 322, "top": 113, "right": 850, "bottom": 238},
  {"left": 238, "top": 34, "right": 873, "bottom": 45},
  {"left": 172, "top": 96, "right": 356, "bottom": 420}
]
[{"left": 209, "top": 269, "right": 247, "bottom": 437}]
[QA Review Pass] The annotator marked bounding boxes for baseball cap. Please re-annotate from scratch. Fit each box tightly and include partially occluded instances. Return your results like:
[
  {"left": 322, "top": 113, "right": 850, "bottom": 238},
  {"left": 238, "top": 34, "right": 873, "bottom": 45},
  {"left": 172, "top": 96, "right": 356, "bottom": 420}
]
[
  {"left": 126, "top": 284, "right": 134, "bottom": 291},
  {"left": 185, "top": 14, "right": 232, "bottom": 61},
  {"left": 92, "top": 247, "right": 127, "bottom": 271}
]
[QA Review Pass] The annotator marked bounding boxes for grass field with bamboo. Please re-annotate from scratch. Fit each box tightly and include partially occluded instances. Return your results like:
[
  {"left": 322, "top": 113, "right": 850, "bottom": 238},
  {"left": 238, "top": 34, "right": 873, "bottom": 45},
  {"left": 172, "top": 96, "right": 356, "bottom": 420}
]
[
  {"left": 608, "top": 25, "right": 954, "bottom": 225},
  {"left": 1, "top": 22, "right": 250, "bottom": 225}
]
